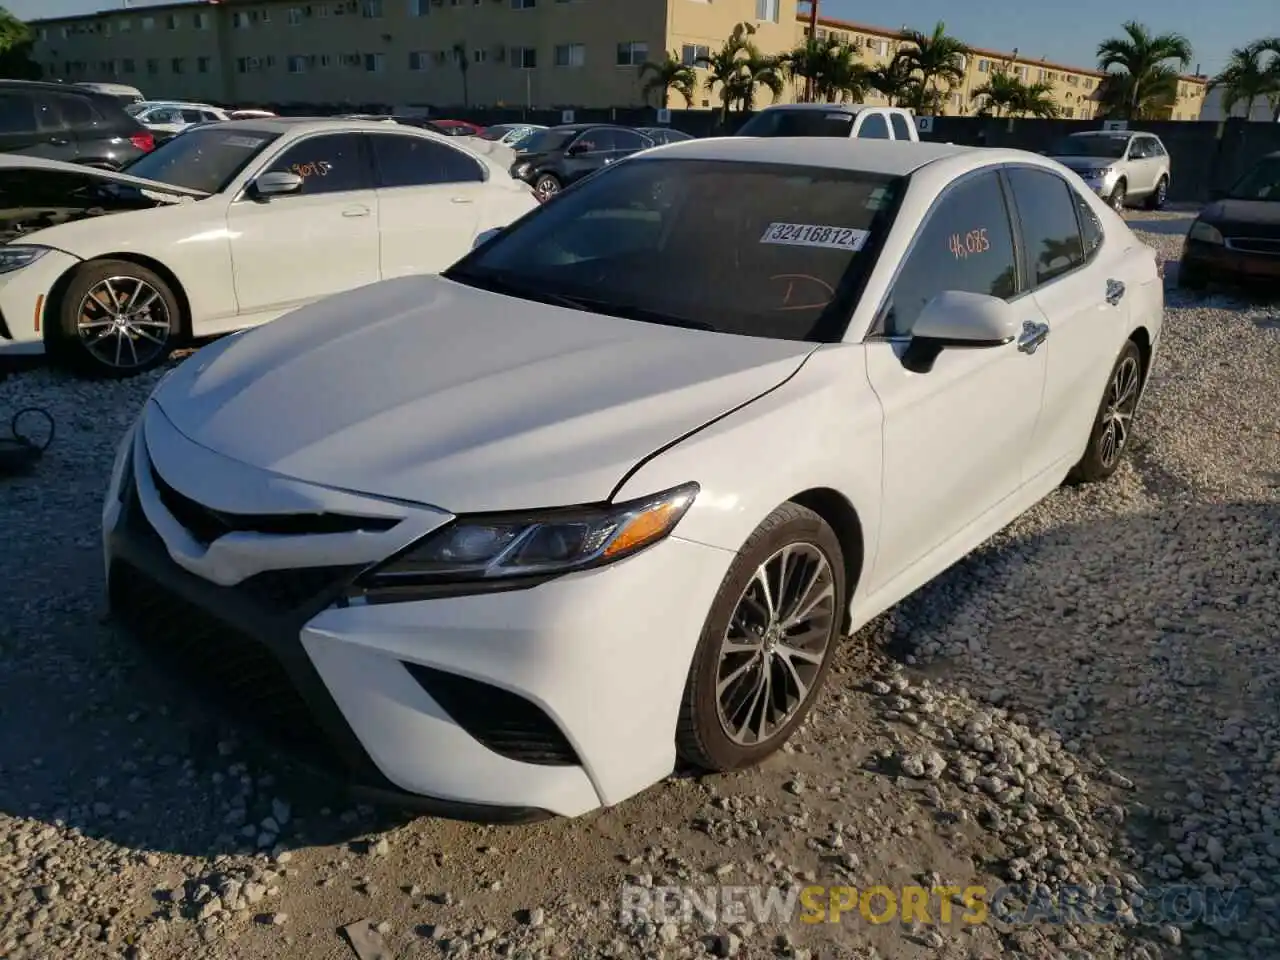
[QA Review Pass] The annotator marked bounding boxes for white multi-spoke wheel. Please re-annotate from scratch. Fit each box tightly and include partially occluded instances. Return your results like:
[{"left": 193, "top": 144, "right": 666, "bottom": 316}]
[
  {"left": 1069, "top": 339, "right": 1144, "bottom": 484},
  {"left": 53, "top": 259, "right": 180, "bottom": 378},
  {"left": 677, "top": 503, "right": 847, "bottom": 771}
]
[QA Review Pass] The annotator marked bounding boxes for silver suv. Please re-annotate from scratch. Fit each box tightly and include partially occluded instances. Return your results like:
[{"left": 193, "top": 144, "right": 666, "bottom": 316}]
[{"left": 1048, "top": 130, "right": 1171, "bottom": 212}]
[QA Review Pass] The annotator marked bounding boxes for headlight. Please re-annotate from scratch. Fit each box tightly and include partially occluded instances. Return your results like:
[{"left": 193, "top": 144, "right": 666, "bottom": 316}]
[
  {"left": 1187, "top": 220, "right": 1224, "bottom": 245},
  {"left": 513, "top": 162, "right": 532, "bottom": 178},
  {"left": 0, "top": 245, "right": 50, "bottom": 275},
  {"left": 352, "top": 482, "right": 699, "bottom": 596}
]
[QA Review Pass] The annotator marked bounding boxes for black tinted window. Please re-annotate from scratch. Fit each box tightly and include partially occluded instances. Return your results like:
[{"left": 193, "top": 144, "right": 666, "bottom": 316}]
[
  {"left": 0, "top": 93, "right": 36, "bottom": 135},
  {"left": 576, "top": 129, "right": 614, "bottom": 153},
  {"left": 1073, "top": 189, "right": 1104, "bottom": 258},
  {"left": 54, "top": 95, "right": 103, "bottom": 130},
  {"left": 857, "top": 113, "right": 890, "bottom": 139},
  {"left": 449, "top": 158, "right": 902, "bottom": 343},
  {"left": 612, "top": 130, "right": 652, "bottom": 152},
  {"left": 1006, "top": 167, "right": 1085, "bottom": 286},
  {"left": 372, "top": 134, "right": 483, "bottom": 186},
  {"left": 889, "top": 113, "right": 913, "bottom": 140},
  {"left": 883, "top": 172, "right": 1018, "bottom": 336},
  {"left": 263, "top": 134, "right": 370, "bottom": 195},
  {"left": 736, "top": 109, "right": 856, "bottom": 138},
  {"left": 523, "top": 129, "right": 576, "bottom": 154}
]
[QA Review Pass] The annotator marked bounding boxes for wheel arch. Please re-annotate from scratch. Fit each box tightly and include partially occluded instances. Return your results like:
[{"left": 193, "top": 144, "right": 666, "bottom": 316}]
[
  {"left": 1128, "top": 324, "right": 1152, "bottom": 386},
  {"left": 44, "top": 253, "right": 193, "bottom": 344},
  {"left": 787, "top": 486, "right": 866, "bottom": 634}
]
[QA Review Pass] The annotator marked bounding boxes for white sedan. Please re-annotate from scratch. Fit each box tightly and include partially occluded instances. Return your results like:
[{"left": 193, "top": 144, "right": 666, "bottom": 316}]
[
  {"left": 127, "top": 100, "right": 231, "bottom": 139},
  {"left": 102, "top": 137, "right": 1162, "bottom": 820},
  {"left": 0, "top": 118, "right": 538, "bottom": 375}
]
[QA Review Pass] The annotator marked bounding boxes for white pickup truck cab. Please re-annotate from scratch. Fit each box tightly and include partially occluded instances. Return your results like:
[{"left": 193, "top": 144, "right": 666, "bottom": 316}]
[{"left": 735, "top": 103, "right": 920, "bottom": 141}]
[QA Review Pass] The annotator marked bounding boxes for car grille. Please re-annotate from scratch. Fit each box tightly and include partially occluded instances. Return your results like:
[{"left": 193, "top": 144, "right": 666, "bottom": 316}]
[
  {"left": 149, "top": 462, "right": 400, "bottom": 546},
  {"left": 110, "top": 561, "right": 345, "bottom": 774},
  {"left": 1226, "top": 237, "right": 1280, "bottom": 256},
  {"left": 402, "top": 663, "right": 581, "bottom": 766}
]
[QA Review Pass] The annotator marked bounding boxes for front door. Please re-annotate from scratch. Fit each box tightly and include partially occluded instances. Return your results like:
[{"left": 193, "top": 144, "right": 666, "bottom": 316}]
[
  {"left": 369, "top": 132, "right": 483, "bottom": 280},
  {"left": 861, "top": 170, "right": 1048, "bottom": 592},
  {"left": 0, "top": 90, "right": 78, "bottom": 162},
  {"left": 227, "top": 132, "right": 381, "bottom": 316},
  {"left": 563, "top": 128, "right": 613, "bottom": 184}
]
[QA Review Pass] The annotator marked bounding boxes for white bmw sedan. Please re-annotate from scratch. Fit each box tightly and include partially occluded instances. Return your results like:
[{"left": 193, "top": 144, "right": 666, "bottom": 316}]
[
  {"left": 0, "top": 118, "right": 537, "bottom": 376},
  {"left": 103, "top": 137, "right": 1163, "bottom": 821}
]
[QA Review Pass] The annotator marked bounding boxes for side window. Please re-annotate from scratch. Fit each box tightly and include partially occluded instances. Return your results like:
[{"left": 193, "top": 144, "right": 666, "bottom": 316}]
[
  {"left": 857, "top": 113, "right": 890, "bottom": 139},
  {"left": 1126, "top": 138, "right": 1147, "bottom": 159},
  {"left": 611, "top": 129, "right": 651, "bottom": 153},
  {"left": 889, "top": 113, "right": 913, "bottom": 141},
  {"left": 371, "top": 134, "right": 483, "bottom": 187},
  {"left": 1005, "top": 167, "right": 1085, "bottom": 286},
  {"left": 1150, "top": 139, "right": 1167, "bottom": 157},
  {"left": 1072, "top": 189, "right": 1104, "bottom": 259},
  {"left": 0, "top": 93, "right": 37, "bottom": 135},
  {"left": 881, "top": 172, "right": 1019, "bottom": 337},
  {"left": 180, "top": 110, "right": 205, "bottom": 124},
  {"left": 261, "top": 133, "right": 370, "bottom": 195},
  {"left": 578, "top": 129, "right": 614, "bottom": 153},
  {"left": 53, "top": 95, "right": 103, "bottom": 131}
]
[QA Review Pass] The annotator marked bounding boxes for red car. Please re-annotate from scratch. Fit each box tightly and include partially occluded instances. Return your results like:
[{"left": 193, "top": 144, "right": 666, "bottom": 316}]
[{"left": 432, "top": 119, "right": 484, "bottom": 137}]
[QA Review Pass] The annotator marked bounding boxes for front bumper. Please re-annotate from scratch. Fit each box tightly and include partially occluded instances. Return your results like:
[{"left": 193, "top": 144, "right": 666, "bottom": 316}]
[
  {"left": 102, "top": 410, "right": 733, "bottom": 819},
  {"left": 0, "top": 248, "right": 82, "bottom": 355},
  {"left": 1181, "top": 239, "right": 1280, "bottom": 285}
]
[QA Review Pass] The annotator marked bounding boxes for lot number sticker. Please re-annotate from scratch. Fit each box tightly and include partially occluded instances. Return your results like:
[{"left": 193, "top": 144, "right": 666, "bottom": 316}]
[{"left": 761, "top": 222, "right": 869, "bottom": 251}]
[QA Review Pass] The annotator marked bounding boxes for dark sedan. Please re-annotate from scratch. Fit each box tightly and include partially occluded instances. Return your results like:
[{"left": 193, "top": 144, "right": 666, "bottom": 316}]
[
  {"left": 637, "top": 127, "right": 694, "bottom": 145},
  {"left": 1180, "top": 151, "right": 1280, "bottom": 291},
  {"left": 509, "top": 124, "right": 655, "bottom": 200}
]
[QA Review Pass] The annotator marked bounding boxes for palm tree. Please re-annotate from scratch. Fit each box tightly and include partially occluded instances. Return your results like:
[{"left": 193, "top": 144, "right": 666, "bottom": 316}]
[
  {"left": 638, "top": 51, "right": 697, "bottom": 109},
  {"left": 1256, "top": 37, "right": 1280, "bottom": 120},
  {"left": 782, "top": 37, "right": 870, "bottom": 104},
  {"left": 1208, "top": 44, "right": 1274, "bottom": 119},
  {"left": 971, "top": 71, "right": 1023, "bottom": 118},
  {"left": 738, "top": 47, "right": 785, "bottom": 113},
  {"left": 896, "top": 21, "right": 969, "bottom": 112},
  {"left": 866, "top": 55, "right": 916, "bottom": 106},
  {"left": 1095, "top": 21, "right": 1192, "bottom": 120},
  {"left": 451, "top": 42, "right": 470, "bottom": 108},
  {"left": 699, "top": 35, "right": 750, "bottom": 126},
  {"left": 698, "top": 22, "right": 781, "bottom": 124}
]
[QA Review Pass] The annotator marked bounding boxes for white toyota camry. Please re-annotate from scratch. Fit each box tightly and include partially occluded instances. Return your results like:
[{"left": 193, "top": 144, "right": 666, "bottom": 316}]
[
  {"left": 0, "top": 118, "right": 537, "bottom": 375},
  {"left": 103, "top": 137, "right": 1163, "bottom": 821}
]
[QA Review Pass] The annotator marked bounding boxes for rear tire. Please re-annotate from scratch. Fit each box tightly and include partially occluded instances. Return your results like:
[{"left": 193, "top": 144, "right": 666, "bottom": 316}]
[
  {"left": 676, "top": 503, "right": 847, "bottom": 772},
  {"left": 51, "top": 259, "right": 179, "bottom": 378},
  {"left": 1145, "top": 176, "right": 1169, "bottom": 210},
  {"left": 1067, "top": 339, "right": 1143, "bottom": 484}
]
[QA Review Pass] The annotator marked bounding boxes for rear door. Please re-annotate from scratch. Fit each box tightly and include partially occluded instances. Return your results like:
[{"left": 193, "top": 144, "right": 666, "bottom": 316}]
[
  {"left": 1004, "top": 165, "right": 1128, "bottom": 480},
  {"left": 0, "top": 90, "right": 77, "bottom": 162},
  {"left": 610, "top": 128, "right": 654, "bottom": 161},
  {"left": 369, "top": 131, "right": 484, "bottom": 279}
]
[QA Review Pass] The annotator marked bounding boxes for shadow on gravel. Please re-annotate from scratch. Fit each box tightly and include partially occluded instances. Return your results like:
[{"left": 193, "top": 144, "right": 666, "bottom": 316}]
[
  {"left": 1124, "top": 215, "right": 1192, "bottom": 238},
  {"left": 885, "top": 499, "right": 1280, "bottom": 950}
]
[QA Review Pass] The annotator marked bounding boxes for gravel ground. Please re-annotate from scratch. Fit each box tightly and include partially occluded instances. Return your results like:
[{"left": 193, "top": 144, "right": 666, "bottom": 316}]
[{"left": 0, "top": 210, "right": 1277, "bottom": 960}]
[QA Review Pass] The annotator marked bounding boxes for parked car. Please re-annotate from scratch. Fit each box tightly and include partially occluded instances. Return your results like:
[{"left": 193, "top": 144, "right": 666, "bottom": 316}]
[
  {"left": 0, "top": 119, "right": 538, "bottom": 374},
  {"left": 1178, "top": 150, "right": 1280, "bottom": 290},
  {"left": 637, "top": 127, "right": 694, "bottom": 145},
  {"left": 433, "top": 120, "right": 485, "bottom": 137},
  {"left": 228, "top": 109, "right": 277, "bottom": 121},
  {"left": 511, "top": 124, "right": 656, "bottom": 200},
  {"left": 1047, "top": 130, "right": 1171, "bottom": 212},
  {"left": 73, "top": 82, "right": 145, "bottom": 106},
  {"left": 101, "top": 137, "right": 1162, "bottom": 819},
  {"left": 127, "top": 101, "right": 231, "bottom": 142},
  {"left": 482, "top": 123, "right": 546, "bottom": 147},
  {"left": 735, "top": 104, "right": 920, "bottom": 142},
  {"left": 0, "top": 79, "right": 155, "bottom": 168}
]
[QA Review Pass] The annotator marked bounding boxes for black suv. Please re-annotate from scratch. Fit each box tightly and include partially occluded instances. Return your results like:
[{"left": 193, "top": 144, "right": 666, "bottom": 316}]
[
  {"left": 0, "top": 80, "right": 155, "bottom": 170},
  {"left": 510, "top": 124, "right": 655, "bottom": 200}
]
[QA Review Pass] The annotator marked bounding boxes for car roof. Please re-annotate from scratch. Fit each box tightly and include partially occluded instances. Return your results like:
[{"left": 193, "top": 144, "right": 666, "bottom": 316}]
[
  {"left": 0, "top": 78, "right": 113, "bottom": 96},
  {"left": 205, "top": 117, "right": 424, "bottom": 134},
  {"left": 1069, "top": 130, "right": 1159, "bottom": 138},
  {"left": 753, "top": 103, "right": 905, "bottom": 114},
  {"left": 138, "top": 101, "right": 218, "bottom": 109},
  {"left": 643, "top": 136, "right": 976, "bottom": 176}
]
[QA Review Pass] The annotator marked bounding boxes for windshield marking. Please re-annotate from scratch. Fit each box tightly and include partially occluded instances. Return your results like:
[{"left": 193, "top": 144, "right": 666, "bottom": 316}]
[{"left": 760, "top": 222, "right": 869, "bottom": 251}]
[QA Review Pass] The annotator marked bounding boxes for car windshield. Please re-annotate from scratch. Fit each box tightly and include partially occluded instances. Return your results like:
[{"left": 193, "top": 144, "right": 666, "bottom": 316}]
[
  {"left": 445, "top": 158, "right": 902, "bottom": 343},
  {"left": 1053, "top": 136, "right": 1130, "bottom": 159},
  {"left": 1227, "top": 157, "right": 1280, "bottom": 201},
  {"left": 520, "top": 129, "right": 577, "bottom": 154},
  {"left": 123, "top": 127, "right": 281, "bottom": 193},
  {"left": 508, "top": 128, "right": 543, "bottom": 150},
  {"left": 481, "top": 124, "right": 515, "bottom": 140},
  {"left": 736, "top": 110, "right": 857, "bottom": 138}
]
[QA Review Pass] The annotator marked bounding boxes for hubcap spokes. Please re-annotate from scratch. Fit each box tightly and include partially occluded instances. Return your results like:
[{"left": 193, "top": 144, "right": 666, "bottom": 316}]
[
  {"left": 715, "top": 543, "right": 836, "bottom": 746},
  {"left": 1098, "top": 355, "right": 1140, "bottom": 468},
  {"left": 77, "top": 276, "right": 171, "bottom": 369}
]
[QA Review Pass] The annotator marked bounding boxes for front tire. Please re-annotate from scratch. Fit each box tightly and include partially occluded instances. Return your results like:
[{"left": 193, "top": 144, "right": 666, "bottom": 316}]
[
  {"left": 533, "top": 173, "right": 561, "bottom": 201},
  {"left": 676, "top": 503, "right": 846, "bottom": 772},
  {"left": 1068, "top": 339, "right": 1143, "bottom": 484},
  {"left": 51, "top": 259, "right": 179, "bottom": 378},
  {"left": 1109, "top": 179, "right": 1128, "bottom": 212}
]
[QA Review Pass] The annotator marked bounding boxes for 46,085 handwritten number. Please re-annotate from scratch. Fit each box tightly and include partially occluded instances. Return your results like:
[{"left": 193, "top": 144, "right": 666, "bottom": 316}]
[
  {"left": 947, "top": 228, "right": 989, "bottom": 260},
  {"left": 289, "top": 161, "right": 332, "bottom": 179}
]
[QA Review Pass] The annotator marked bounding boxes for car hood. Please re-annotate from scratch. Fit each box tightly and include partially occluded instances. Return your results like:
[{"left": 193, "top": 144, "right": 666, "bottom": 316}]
[
  {"left": 1199, "top": 198, "right": 1280, "bottom": 236},
  {"left": 1050, "top": 155, "right": 1119, "bottom": 173},
  {"left": 153, "top": 275, "right": 816, "bottom": 513},
  {"left": 0, "top": 153, "right": 210, "bottom": 199}
]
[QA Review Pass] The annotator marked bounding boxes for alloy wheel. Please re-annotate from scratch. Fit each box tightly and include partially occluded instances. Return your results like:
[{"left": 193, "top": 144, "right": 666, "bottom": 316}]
[
  {"left": 535, "top": 176, "right": 560, "bottom": 200},
  {"left": 1098, "top": 354, "right": 1140, "bottom": 469},
  {"left": 715, "top": 543, "right": 836, "bottom": 746},
  {"left": 1156, "top": 179, "right": 1168, "bottom": 207},
  {"left": 1111, "top": 185, "right": 1126, "bottom": 212},
  {"left": 76, "top": 276, "right": 172, "bottom": 371}
]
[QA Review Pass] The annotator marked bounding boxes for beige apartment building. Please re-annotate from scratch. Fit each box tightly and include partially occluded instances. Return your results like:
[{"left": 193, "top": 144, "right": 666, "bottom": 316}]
[{"left": 29, "top": 0, "right": 1206, "bottom": 119}]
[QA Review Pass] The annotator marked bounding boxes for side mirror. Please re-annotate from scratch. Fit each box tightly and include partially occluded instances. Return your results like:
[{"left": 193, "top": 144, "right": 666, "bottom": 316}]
[
  {"left": 565, "top": 142, "right": 588, "bottom": 157},
  {"left": 250, "top": 171, "right": 304, "bottom": 198},
  {"left": 472, "top": 227, "right": 503, "bottom": 249},
  {"left": 902, "top": 290, "right": 1021, "bottom": 374}
]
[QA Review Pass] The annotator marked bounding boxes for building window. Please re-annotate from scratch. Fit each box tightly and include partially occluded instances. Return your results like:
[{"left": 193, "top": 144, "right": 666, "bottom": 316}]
[
  {"left": 362, "top": 0, "right": 383, "bottom": 16},
  {"left": 122, "top": 58, "right": 136, "bottom": 74},
  {"left": 511, "top": 0, "right": 537, "bottom": 8},
  {"left": 289, "top": 7, "right": 304, "bottom": 24},
  {"left": 146, "top": 58, "right": 160, "bottom": 75},
  {"left": 166, "top": 14, "right": 178, "bottom": 29},
  {"left": 681, "top": 44, "right": 708, "bottom": 66},
  {"left": 364, "top": 52, "right": 386, "bottom": 72},
  {"left": 755, "top": 0, "right": 779, "bottom": 23},
  {"left": 616, "top": 41, "right": 647, "bottom": 67},
  {"left": 197, "top": 56, "right": 211, "bottom": 73},
  {"left": 233, "top": 12, "right": 250, "bottom": 28},
  {"left": 409, "top": 50, "right": 430, "bottom": 70},
  {"left": 118, "top": 19, "right": 131, "bottom": 33},
  {"left": 142, "top": 16, "right": 155, "bottom": 31},
  {"left": 409, "top": 0, "right": 429, "bottom": 14},
  {"left": 554, "top": 43, "right": 585, "bottom": 67},
  {"left": 288, "top": 55, "right": 308, "bottom": 73},
  {"left": 170, "top": 57, "right": 184, "bottom": 73},
  {"left": 511, "top": 46, "right": 537, "bottom": 69}
]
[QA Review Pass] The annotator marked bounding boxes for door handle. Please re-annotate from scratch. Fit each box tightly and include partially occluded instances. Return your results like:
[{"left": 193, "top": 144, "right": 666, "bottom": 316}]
[
  {"left": 1106, "top": 279, "right": 1126, "bottom": 305},
  {"left": 341, "top": 206, "right": 370, "bottom": 218},
  {"left": 450, "top": 196, "right": 473, "bottom": 204},
  {"left": 46, "top": 137, "right": 70, "bottom": 146},
  {"left": 1017, "top": 320, "right": 1050, "bottom": 355}
]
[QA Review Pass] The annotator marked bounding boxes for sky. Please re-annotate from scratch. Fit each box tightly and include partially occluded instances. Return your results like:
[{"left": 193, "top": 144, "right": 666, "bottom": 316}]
[{"left": 7, "top": 0, "right": 1275, "bottom": 77}]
